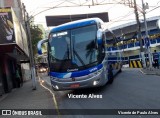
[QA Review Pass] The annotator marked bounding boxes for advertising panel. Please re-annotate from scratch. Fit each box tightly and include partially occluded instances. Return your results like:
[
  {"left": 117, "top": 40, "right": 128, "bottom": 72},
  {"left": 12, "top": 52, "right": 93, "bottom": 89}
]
[
  {"left": 0, "top": 7, "right": 15, "bottom": 44},
  {"left": 11, "top": 8, "right": 23, "bottom": 50}
]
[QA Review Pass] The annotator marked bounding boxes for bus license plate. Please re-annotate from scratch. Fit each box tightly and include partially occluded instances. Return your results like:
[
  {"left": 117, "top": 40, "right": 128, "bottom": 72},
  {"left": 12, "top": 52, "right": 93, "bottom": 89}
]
[{"left": 70, "top": 84, "right": 80, "bottom": 88}]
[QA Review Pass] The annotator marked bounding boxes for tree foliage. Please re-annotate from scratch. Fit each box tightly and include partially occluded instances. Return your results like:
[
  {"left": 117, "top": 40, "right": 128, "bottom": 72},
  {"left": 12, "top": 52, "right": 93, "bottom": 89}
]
[{"left": 30, "top": 26, "right": 43, "bottom": 56}]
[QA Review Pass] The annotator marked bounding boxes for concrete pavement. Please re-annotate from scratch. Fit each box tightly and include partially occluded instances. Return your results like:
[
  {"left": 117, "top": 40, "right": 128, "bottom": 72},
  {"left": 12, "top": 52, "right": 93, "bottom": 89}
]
[
  {"left": 0, "top": 78, "right": 59, "bottom": 118},
  {"left": 39, "top": 68, "right": 160, "bottom": 118}
]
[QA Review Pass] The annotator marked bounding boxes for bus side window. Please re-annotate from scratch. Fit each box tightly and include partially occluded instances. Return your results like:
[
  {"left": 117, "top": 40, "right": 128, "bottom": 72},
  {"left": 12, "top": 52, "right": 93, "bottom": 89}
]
[
  {"left": 102, "top": 34, "right": 105, "bottom": 47},
  {"left": 101, "top": 33, "right": 106, "bottom": 54}
]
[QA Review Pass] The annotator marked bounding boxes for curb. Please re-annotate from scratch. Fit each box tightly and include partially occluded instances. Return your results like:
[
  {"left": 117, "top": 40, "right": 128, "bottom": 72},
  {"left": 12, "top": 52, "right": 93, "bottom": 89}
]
[
  {"left": 0, "top": 94, "right": 8, "bottom": 102},
  {"left": 140, "top": 68, "right": 160, "bottom": 76},
  {"left": 139, "top": 69, "right": 156, "bottom": 75},
  {"left": 155, "top": 73, "right": 160, "bottom": 76}
]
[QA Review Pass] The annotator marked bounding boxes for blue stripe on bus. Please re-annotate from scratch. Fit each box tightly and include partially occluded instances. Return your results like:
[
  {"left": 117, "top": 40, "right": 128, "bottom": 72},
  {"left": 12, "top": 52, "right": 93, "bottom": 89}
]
[
  {"left": 50, "top": 19, "right": 99, "bottom": 33},
  {"left": 50, "top": 64, "right": 103, "bottom": 79}
]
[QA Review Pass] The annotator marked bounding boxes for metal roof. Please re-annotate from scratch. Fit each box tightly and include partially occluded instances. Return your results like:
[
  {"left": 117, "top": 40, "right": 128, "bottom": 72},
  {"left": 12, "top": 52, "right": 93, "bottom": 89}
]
[{"left": 105, "top": 16, "right": 160, "bottom": 41}]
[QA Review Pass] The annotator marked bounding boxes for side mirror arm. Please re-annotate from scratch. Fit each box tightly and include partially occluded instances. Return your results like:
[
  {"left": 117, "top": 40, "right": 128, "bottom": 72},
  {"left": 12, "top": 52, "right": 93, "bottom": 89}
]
[{"left": 37, "top": 39, "right": 48, "bottom": 55}]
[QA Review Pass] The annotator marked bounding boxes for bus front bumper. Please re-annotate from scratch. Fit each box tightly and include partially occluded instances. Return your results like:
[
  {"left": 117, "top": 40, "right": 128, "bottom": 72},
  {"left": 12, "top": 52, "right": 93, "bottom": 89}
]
[{"left": 50, "top": 70, "right": 107, "bottom": 91}]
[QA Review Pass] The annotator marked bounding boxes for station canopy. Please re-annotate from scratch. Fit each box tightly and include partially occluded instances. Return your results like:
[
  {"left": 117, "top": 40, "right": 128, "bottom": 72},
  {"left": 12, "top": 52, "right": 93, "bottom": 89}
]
[
  {"left": 46, "top": 12, "right": 109, "bottom": 26},
  {"left": 105, "top": 17, "right": 160, "bottom": 43}
]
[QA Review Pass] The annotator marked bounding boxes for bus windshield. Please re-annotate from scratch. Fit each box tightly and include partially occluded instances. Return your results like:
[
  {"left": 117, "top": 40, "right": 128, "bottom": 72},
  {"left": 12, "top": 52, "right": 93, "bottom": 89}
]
[{"left": 48, "top": 25, "right": 99, "bottom": 72}]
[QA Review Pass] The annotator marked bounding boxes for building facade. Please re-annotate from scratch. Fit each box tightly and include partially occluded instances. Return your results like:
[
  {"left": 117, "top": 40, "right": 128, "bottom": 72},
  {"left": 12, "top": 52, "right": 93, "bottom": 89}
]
[
  {"left": 0, "top": 0, "right": 30, "bottom": 95},
  {"left": 105, "top": 16, "right": 160, "bottom": 64}
]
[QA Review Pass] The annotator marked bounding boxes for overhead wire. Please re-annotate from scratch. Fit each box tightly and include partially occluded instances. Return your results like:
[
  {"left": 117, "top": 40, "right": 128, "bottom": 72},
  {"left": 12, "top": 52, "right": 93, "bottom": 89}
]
[
  {"left": 146, "top": 5, "right": 160, "bottom": 13},
  {"left": 106, "top": 11, "right": 135, "bottom": 27},
  {"left": 102, "top": 0, "right": 122, "bottom": 12},
  {"left": 29, "top": 0, "right": 64, "bottom": 15},
  {"left": 29, "top": 0, "right": 131, "bottom": 20},
  {"left": 27, "top": 0, "right": 134, "bottom": 19},
  {"left": 29, "top": 0, "right": 67, "bottom": 16},
  {"left": 28, "top": 0, "right": 160, "bottom": 27},
  {"left": 104, "top": 0, "right": 135, "bottom": 27},
  {"left": 65, "top": 0, "right": 83, "bottom": 6},
  {"left": 29, "top": 0, "right": 67, "bottom": 21},
  {"left": 106, "top": 0, "right": 160, "bottom": 28}
]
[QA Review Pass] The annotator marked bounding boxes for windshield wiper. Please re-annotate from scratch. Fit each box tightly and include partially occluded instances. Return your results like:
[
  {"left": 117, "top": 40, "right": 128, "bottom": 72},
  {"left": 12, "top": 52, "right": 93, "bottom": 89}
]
[
  {"left": 61, "top": 44, "right": 70, "bottom": 60},
  {"left": 58, "top": 45, "right": 70, "bottom": 72},
  {"left": 72, "top": 48, "right": 87, "bottom": 69}
]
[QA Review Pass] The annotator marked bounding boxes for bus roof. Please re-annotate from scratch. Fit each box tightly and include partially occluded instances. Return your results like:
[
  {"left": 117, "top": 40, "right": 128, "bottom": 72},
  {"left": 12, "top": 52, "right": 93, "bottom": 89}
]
[{"left": 50, "top": 18, "right": 103, "bottom": 33}]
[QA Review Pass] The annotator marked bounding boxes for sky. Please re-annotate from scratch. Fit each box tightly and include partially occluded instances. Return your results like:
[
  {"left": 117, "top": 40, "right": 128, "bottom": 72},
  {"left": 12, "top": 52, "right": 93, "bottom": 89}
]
[{"left": 21, "top": 0, "right": 160, "bottom": 29}]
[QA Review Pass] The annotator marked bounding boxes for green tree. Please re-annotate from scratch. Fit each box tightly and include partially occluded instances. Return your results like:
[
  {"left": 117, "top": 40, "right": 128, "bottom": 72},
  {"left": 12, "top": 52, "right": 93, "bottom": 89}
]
[{"left": 30, "top": 26, "right": 44, "bottom": 56}]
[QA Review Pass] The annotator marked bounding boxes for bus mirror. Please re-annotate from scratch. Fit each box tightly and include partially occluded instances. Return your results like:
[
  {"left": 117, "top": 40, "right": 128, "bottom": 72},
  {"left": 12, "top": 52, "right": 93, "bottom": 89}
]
[
  {"left": 37, "top": 39, "right": 48, "bottom": 55},
  {"left": 97, "top": 29, "right": 103, "bottom": 45}
]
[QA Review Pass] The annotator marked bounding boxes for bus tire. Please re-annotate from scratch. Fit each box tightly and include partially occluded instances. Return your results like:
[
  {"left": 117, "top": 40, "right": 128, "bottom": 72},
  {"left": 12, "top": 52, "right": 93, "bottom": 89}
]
[
  {"left": 108, "top": 77, "right": 114, "bottom": 84},
  {"left": 108, "top": 72, "right": 114, "bottom": 84},
  {"left": 119, "top": 69, "right": 122, "bottom": 73}
]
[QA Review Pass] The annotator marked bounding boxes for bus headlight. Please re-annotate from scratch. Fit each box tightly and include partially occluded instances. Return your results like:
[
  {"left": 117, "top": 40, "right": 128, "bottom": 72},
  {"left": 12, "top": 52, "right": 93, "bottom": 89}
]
[
  {"left": 93, "top": 80, "right": 99, "bottom": 86},
  {"left": 55, "top": 85, "right": 59, "bottom": 90},
  {"left": 52, "top": 84, "right": 59, "bottom": 90}
]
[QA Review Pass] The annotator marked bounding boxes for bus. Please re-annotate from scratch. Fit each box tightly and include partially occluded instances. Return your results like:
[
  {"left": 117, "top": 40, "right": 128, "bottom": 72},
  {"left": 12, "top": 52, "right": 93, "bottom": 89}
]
[{"left": 37, "top": 18, "right": 122, "bottom": 90}]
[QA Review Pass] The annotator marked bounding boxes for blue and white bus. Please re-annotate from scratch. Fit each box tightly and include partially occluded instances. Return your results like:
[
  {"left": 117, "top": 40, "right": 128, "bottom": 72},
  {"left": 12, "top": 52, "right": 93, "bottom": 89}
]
[{"left": 37, "top": 18, "right": 122, "bottom": 90}]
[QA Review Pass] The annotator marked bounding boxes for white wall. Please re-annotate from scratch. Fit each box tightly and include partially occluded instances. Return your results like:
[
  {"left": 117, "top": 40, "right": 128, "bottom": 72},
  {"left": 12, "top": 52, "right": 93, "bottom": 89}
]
[
  {"left": 0, "top": 0, "right": 4, "bottom": 7},
  {"left": 21, "top": 63, "right": 31, "bottom": 81}
]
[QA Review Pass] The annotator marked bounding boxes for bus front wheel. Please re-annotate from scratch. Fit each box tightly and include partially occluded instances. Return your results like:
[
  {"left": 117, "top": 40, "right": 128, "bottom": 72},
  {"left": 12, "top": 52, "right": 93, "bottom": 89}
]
[{"left": 108, "top": 73, "right": 114, "bottom": 84}]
